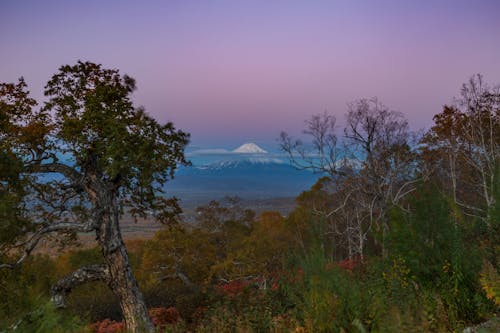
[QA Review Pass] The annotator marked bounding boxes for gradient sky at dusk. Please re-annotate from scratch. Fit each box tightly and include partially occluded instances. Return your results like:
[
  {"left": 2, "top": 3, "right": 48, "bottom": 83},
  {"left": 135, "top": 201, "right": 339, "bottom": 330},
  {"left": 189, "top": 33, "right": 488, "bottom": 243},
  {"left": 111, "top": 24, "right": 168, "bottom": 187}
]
[{"left": 1, "top": 0, "right": 500, "bottom": 148}]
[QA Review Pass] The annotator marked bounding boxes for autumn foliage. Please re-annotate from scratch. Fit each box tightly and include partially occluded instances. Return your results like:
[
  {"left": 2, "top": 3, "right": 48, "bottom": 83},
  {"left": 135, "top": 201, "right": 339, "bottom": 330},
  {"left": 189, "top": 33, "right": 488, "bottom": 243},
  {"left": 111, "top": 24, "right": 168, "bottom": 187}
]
[
  {"left": 1, "top": 72, "right": 499, "bottom": 332},
  {"left": 89, "top": 307, "right": 180, "bottom": 333}
]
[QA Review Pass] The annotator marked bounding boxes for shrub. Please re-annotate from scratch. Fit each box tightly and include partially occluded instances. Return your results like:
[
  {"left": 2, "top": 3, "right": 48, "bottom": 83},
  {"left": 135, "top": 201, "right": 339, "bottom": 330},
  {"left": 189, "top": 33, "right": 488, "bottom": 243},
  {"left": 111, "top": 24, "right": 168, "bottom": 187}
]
[{"left": 89, "top": 307, "right": 181, "bottom": 333}]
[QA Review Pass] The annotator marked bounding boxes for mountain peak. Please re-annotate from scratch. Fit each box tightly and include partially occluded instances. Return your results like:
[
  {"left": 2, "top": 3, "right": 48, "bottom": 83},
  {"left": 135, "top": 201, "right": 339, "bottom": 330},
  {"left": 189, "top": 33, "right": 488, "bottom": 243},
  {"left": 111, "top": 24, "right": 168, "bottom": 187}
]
[{"left": 232, "top": 143, "right": 268, "bottom": 154}]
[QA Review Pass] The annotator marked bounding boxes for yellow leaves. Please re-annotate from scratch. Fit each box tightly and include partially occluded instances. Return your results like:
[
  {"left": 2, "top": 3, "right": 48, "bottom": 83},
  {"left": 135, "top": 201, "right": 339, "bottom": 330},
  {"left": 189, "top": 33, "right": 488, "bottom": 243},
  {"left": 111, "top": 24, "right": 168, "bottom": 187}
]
[
  {"left": 140, "top": 226, "right": 217, "bottom": 287},
  {"left": 383, "top": 256, "right": 412, "bottom": 290},
  {"left": 479, "top": 260, "right": 500, "bottom": 306},
  {"left": 442, "top": 261, "right": 451, "bottom": 274},
  {"left": 238, "top": 211, "right": 292, "bottom": 276}
]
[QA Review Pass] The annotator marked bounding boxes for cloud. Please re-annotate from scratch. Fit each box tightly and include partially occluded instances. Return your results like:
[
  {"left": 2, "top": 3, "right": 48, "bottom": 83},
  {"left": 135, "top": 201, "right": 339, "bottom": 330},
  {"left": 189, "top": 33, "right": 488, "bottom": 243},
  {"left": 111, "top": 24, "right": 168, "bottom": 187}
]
[{"left": 187, "top": 148, "right": 231, "bottom": 156}]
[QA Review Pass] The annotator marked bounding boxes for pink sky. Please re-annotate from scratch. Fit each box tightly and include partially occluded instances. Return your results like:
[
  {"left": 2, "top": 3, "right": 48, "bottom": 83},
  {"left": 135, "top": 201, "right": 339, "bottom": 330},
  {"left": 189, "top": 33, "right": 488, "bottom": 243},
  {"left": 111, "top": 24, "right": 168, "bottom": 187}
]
[{"left": 1, "top": 0, "right": 499, "bottom": 148}]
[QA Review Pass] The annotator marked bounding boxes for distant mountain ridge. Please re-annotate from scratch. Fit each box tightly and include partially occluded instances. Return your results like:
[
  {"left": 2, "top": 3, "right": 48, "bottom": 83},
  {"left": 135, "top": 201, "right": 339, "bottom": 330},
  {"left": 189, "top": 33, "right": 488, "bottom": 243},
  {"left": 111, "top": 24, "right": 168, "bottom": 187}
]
[{"left": 199, "top": 157, "right": 284, "bottom": 170}]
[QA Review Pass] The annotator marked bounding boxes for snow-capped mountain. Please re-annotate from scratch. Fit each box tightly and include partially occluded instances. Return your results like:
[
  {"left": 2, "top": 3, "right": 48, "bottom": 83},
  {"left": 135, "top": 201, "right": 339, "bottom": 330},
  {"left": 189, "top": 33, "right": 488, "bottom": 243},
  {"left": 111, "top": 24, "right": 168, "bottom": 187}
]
[
  {"left": 232, "top": 143, "right": 268, "bottom": 154},
  {"left": 164, "top": 142, "right": 325, "bottom": 204},
  {"left": 166, "top": 153, "right": 319, "bottom": 204}
]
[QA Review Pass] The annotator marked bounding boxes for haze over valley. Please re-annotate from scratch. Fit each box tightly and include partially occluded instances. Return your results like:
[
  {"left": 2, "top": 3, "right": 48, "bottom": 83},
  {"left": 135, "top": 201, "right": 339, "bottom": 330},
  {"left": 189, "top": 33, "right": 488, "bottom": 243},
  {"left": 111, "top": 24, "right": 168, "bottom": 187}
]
[{"left": 168, "top": 142, "right": 319, "bottom": 212}]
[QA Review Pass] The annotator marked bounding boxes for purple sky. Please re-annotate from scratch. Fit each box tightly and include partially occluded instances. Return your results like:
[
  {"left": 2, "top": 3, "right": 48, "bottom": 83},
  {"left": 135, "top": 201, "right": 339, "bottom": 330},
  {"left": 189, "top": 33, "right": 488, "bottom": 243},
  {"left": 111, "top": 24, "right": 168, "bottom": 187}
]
[{"left": 1, "top": 0, "right": 499, "bottom": 149}]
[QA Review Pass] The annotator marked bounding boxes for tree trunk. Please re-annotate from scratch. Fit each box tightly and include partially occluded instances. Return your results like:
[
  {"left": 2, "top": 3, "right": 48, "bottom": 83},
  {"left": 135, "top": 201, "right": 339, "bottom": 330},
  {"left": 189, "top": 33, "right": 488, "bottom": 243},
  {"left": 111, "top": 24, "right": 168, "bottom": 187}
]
[
  {"left": 96, "top": 191, "right": 155, "bottom": 333},
  {"left": 102, "top": 242, "right": 154, "bottom": 333}
]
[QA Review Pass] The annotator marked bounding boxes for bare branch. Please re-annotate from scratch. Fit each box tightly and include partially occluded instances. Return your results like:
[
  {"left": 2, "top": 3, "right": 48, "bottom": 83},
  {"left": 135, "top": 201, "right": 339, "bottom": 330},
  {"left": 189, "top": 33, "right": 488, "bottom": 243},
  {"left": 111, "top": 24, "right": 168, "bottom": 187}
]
[
  {"left": 0, "top": 220, "right": 97, "bottom": 270},
  {"left": 313, "top": 189, "right": 354, "bottom": 218},
  {"left": 280, "top": 112, "right": 344, "bottom": 177}
]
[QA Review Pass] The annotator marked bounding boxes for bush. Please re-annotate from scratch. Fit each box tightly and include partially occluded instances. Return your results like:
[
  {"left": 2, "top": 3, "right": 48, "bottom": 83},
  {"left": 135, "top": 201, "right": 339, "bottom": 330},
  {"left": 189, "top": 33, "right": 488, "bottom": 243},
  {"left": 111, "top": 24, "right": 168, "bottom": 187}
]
[
  {"left": 387, "top": 184, "right": 496, "bottom": 328},
  {"left": 89, "top": 307, "right": 182, "bottom": 333},
  {"left": 8, "top": 301, "right": 85, "bottom": 333}
]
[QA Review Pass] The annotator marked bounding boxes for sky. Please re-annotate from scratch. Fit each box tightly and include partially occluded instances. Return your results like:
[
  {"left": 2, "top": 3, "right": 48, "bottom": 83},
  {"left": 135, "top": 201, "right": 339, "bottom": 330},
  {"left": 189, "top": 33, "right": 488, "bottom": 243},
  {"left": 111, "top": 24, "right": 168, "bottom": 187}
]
[{"left": 1, "top": 0, "right": 500, "bottom": 149}]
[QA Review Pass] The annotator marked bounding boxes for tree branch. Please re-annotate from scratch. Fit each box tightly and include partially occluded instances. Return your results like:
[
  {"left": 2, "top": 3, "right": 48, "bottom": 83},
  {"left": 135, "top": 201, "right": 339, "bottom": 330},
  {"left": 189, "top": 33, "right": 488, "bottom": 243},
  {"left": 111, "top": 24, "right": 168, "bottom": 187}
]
[
  {"left": 160, "top": 269, "right": 198, "bottom": 291},
  {"left": 26, "top": 162, "right": 84, "bottom": 187},
  {"left": 0, "top": 221, "right": 97, "bottom": 270},
  {"left": 51, "top": 264, "right": 110, "bottom": 308}
]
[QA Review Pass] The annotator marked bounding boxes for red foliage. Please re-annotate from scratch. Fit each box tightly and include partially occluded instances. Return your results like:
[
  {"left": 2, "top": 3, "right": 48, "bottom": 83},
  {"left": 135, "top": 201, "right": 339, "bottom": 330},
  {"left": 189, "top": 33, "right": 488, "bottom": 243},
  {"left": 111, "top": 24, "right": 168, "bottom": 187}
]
[
  {"left": 296, "top": 268, "right": 304, "bottom": 281},
  {"left": 191, "top": 306, "right": 208, "bottom": 323},
  {"left": 149, "top": 307, "right": 180, "bottom": 331},
  {"left": 336, "top": 256, "right": 362, "bottom": 272},
  {"left": 269, "top": 268, "right": 303, "bottom": 288},
  {"left": 89, "top": 307, "right": 180, "bottom": 333},
  {"left": 88, "top": 319, "right": 125, "bottom": 333},
  {"left": 216, "top": 280, "right": 251, "bottom": 297},
  {"left": 266, "top": 271, "right": 282, "bottom": 290}
]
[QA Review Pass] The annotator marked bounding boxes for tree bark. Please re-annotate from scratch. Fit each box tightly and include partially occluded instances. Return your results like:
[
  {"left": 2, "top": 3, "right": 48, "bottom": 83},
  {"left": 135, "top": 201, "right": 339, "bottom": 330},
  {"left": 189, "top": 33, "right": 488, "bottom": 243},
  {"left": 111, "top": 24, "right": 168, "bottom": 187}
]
[
  {"left": 96, "top": 191, "right": 155, "bottom": 333},
  {"left": 50, "top": 187, "right": 155, "bottom": 332},
  {"left": 103, "top": 242, "right": 154, "bottom": 332}
]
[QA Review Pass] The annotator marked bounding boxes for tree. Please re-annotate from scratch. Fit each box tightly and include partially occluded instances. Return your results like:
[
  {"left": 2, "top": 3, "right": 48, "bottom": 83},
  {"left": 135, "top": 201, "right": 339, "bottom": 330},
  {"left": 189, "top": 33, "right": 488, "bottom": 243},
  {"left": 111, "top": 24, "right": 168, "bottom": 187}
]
[
  {"left": 343, "top": 98, "right": 419, "bottom": 255},
  {"left": 343, "top": 98, "right": 419, "bottom": 206},
  {"left": 223, "top": 211, "right": 292, "bottom": 288},
  {"left": 280, "top": 99, "right": 418, "bottom": 258},
  {"left": 280, "top": 112, "right": 346, "bottom": 177},
  {"left": 141, "top": 225, "right": 216, "bottom": 291},
  {"left": 422, "top": 74, "right": 500, "bottom": 223},
  {"left": 195, "top": 197, "right": 254, "bottom": 265},
  {"left": 0, "top": 61, "right": 189, "bottom": 332},
  {"left": 0, "top": 79, "right": 36, "bottom": 253}
]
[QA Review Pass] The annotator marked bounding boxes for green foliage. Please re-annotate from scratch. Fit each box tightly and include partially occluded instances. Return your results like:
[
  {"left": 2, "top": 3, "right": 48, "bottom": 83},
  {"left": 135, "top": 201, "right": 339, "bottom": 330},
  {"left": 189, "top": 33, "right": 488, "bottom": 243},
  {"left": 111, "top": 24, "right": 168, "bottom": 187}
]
[
  {"left": 489, "top": 161, "right": 500, "bottom": 224},
  {"left": 198, "top": 287, "right": 286, "bottom": 333},
  {"left": 9, "top": 301, "right": 85, "bottom": 333},
  {"left": 0, "top": 255, "right": 59, "bottom": 330},
  {"left": 0, "top": 144, "right": 32, "bottom": 248},
  {"left": 42, "top": 61, "right": 190, "bottom": 222},
  {"left": 232, "top": 211, "right": 293, "bottom": 281},
  {"left": 281, "top": 250, "right": 375, "bottom": 332},
  {"left": 1, "top": 61, "right": 191, "bottom": 331},
  {"left": 285, "top": 177, "right": 334, "bottom": 255},
  {"left": 485, "top": 161, "right": 500, "bottom": 266},
  {"left": 50, "top": 248, "right": 119, "bottom": 322},
  {"left": 141, "top": 225, "right": 216, "bottom": 289},
  {"left": 387, "top": 184, "right": 494, "bottom": 326},
  {"left": 479, "top": 260, "right": 500, "bottom": 306},
  {"left": 387, "top": 185, "right": 461, "bottom": 284},
  {"left": 0, "top": 61, "right": 190, "bottom": 269},
  {"left": 268, "top": 180, "right": 498, "bottom": 332},
  {"left": 196, "top": 197, "right": 254, "bottom": 234},
  {"left": 1, "top": 72, "right": 498, "bottom": 332}
]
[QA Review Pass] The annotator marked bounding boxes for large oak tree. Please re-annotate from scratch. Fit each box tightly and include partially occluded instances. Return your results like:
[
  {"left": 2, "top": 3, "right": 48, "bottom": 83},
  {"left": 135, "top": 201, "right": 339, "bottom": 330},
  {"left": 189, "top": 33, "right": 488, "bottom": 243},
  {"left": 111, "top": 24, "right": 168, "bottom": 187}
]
[{"left": 0, "top": 61, "right": 189, "bottom": 332}]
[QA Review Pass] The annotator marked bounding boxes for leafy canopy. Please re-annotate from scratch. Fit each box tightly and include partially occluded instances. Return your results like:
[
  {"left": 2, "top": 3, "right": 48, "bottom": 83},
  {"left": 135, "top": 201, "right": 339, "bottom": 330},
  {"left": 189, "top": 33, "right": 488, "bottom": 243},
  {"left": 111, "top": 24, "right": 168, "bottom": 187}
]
[{"left": 0, "top": 61, "right": 190, "bottom": 238}]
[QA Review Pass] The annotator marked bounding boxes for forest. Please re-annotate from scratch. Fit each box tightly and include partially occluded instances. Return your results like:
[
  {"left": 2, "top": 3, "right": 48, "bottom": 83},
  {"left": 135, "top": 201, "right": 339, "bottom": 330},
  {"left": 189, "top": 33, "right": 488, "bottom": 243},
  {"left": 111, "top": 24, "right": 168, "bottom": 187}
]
[{"left": 0, "top": 62, "right": 499, "bottom": 332}]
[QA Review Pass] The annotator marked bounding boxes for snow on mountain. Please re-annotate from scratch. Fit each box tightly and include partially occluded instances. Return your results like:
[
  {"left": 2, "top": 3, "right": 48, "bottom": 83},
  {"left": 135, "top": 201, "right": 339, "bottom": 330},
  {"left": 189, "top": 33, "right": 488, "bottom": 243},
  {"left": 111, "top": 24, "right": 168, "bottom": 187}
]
[
  {"left": 232, "top": 143, "right": 268, "bottom": 154},
  {"left": 199, "top": 157, "right": 284, "bottom": 170},
  {"left": 167, "top": 152, "right": 319, "bottom": 203}
]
